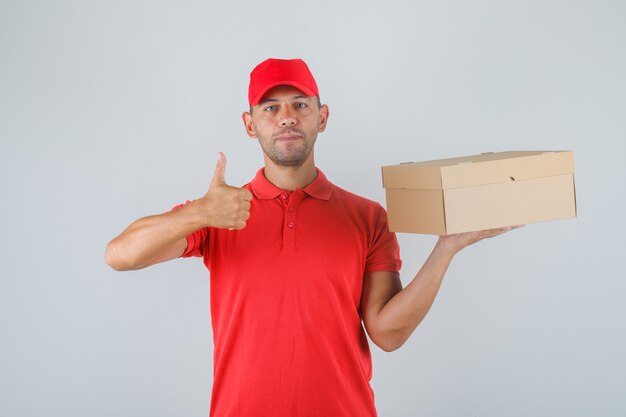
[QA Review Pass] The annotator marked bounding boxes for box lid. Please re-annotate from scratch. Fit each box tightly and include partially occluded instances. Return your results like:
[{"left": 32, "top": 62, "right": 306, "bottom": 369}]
[{"left": 382, "top": 151, "right": 575, "bottom": 190}]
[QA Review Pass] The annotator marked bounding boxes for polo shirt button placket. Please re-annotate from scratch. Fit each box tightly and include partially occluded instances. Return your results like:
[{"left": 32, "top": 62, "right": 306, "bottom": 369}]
[
  {"left": 284, "top": 204, "right": 296, "bottom": 248},
  {"left": 282, "top": 190, "right": 303, "bottom": 250}
]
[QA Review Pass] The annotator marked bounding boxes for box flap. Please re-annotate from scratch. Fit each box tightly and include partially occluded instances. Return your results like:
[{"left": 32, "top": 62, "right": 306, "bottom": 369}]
[
  {"left": 382, "top": 150, "right": 574, "bottom": 190},
  {"left": 382, "top": 164, "right": 444, "bottom": 190}
]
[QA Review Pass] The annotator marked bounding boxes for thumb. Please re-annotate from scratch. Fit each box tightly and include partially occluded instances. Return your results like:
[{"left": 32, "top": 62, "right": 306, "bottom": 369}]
[{"left": 211, "top": 152, "right": 227, "bottom": 185}]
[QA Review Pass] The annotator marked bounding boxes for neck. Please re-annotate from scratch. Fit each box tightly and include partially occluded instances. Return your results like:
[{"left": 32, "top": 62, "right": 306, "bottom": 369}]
[{"left": 263, "top": 156, "right": 317, "bottom": 191}]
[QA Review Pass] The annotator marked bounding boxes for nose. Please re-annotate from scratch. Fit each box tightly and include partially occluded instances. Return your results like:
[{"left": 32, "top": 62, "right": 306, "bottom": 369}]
[{"left": 278, "top": 106, "right": 297, "bottom": 126}]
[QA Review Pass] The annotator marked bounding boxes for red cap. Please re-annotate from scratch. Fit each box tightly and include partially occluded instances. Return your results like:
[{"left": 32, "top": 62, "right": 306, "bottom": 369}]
[{"left": 248, "top": 58, "right": 319, "bottom": 106}]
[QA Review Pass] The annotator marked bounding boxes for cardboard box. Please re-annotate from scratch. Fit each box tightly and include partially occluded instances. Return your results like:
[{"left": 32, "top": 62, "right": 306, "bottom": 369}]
[{"left": 382, "top": 151, "right": 576, "bottom": 235}]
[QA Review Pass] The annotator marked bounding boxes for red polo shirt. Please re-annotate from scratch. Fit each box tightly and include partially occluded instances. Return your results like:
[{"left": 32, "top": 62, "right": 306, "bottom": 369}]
[{"left": 180, "top": 168, "right": 401, "bottom": 417}]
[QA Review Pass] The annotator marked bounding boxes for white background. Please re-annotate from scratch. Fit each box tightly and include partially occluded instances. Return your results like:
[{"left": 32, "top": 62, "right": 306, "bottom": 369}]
[{"left": 1, "top": 1, "right": 625, "bottom": 416}]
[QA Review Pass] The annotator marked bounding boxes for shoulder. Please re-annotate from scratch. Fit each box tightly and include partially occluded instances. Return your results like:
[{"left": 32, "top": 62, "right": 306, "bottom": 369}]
[
  {"left": 329, "top": 183, "right": 398, "bottom": 253},
  {"left": 329, "top": 183, "right": 387, "bottom": 217},
  {"left": 331, "top": 183, "right": 379, "bottom": 206}
]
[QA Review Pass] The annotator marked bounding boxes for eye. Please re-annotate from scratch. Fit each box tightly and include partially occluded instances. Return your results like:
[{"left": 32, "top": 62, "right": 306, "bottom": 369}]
[
  {"left": 264, "top": 105, "right": 277, "bottom": 112},
  {"left": 294, "top": 102, "right": 307, "bottom": 109}
]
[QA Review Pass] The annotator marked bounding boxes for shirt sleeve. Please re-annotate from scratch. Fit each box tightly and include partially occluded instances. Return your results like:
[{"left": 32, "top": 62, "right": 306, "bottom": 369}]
[
  {"left": 364, "top": 205, "right": 402, "bottom": 274},
  {"left": 171, "top": 201, "right": 209, "bottom": 258}
]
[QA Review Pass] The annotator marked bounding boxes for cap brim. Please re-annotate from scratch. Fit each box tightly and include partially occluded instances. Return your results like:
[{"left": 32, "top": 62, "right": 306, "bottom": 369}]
[{"left": 250, "top": 81, "right": 317, "bottom": 106}]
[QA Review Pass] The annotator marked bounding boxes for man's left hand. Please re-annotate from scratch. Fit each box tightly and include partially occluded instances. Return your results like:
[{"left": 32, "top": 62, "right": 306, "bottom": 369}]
[{"left": 437, "top": 225, "right": 524, "bottom": 255}]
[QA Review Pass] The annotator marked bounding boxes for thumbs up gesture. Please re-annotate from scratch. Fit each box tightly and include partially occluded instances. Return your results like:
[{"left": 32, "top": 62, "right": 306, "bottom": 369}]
[{"left": 199, "top": 152, "right": 253, "bottom": 230}]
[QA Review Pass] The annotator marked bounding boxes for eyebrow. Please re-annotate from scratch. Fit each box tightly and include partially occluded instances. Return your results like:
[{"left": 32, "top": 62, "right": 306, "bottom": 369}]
[{"left": 258, "top": 95, "right": 311, "bottom": 105}]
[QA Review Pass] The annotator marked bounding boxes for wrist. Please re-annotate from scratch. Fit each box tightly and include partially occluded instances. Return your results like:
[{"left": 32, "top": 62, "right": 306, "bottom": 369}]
[
  {"left": 434, "top": 236, "right": 462, "bottom": 258},
  {"left": 183, "top": 198, "right": 215, "bottom": 229}
]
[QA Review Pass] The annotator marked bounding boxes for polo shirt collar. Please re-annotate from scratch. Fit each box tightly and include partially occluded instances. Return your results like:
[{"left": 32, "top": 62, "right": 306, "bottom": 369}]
[{"left": 250, "top": 168, "right": 333, "bottom": 201}]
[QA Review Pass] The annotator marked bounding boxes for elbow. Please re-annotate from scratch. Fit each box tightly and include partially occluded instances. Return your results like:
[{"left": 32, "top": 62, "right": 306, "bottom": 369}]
[
  {"left": 365, "top": 318, "right": 410, "bottom": 352},
  {"left": 105, "top": 240, "right": 135, "bottom": 271},
  {"left": 368, "top": 330, "right": 408, "bottom": 353},
  {"left": 374, "top": 338, "right": 405, "bottom": 353}
]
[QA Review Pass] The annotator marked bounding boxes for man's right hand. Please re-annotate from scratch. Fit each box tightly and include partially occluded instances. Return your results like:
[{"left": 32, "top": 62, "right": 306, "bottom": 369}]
[
  {"left": 105, "top": 152, "right": 252, "bottom": 270},
  {"left": 197, "top": 152, "right": 253, "bottom": 230}
]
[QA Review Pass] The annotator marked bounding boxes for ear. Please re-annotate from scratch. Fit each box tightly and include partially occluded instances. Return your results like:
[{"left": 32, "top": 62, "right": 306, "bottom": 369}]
[
  {"left": 242, "top": 112, "right": 257, "bottom": 138},
  {"left": 317, "top": 104, "right": 329, "bottom": 133}
]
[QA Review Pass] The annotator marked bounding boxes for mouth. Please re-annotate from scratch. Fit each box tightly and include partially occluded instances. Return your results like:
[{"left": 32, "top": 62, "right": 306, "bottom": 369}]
[
  {"left": 274, "top": 131, "right": 304, "bottom": 142},
  {"left": 275, "top": 135, "right": 302, "bottom": 142}
]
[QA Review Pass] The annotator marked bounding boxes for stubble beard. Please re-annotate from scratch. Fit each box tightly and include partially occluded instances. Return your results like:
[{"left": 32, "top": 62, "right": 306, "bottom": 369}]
[{"left": 258, "top": 128, "right": 317, "bottom": 168}]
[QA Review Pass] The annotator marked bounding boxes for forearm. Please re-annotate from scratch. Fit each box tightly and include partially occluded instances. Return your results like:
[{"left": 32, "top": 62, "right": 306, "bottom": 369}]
[
  {"left": 105, "top": 201, "right": 207, "bottom": 271},
  {"left": 375, "top": 239, "right": 457, "bottom": 350}
]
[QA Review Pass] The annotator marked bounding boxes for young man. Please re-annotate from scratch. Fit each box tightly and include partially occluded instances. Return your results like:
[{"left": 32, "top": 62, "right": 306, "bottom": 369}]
[{"left": 106, "top": 58, "right": 515, "bottom": 417}]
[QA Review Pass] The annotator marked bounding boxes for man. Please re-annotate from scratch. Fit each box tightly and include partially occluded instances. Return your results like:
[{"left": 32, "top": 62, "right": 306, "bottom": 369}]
[{"left": 105, "top": 58, "right": 515, "bottom": 417}]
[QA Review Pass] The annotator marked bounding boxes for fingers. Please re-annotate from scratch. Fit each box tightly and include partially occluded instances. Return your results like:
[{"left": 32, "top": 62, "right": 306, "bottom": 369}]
[
  {"left": 210, "top": 155, "right": 253, "bottom": 202},
  {"left": 439, "top": 224, "right": 524, "bottom": 253},
  {"left": 211, "top": 152, "right": 227, "bottom": 186},
  {"left": 242, "top": 188, "right": 253, "bottom": 201},
  {"left": 222, "top": 214, "right": 250, "bottom": 231},
  {"left": 227, "top": 219, "right": 248, "bottom": 231},
  {"left": 203, "top": 153, "right": 254, "bottom": 230},
  {"left": 487, "top": 224, "right": 525, "bottom": 237},
  {"left": 477, "top": 228, "right": 510, "bottom": 240},
  {"left": 219, "top": 194, "right": 251, "bottom": 230}
]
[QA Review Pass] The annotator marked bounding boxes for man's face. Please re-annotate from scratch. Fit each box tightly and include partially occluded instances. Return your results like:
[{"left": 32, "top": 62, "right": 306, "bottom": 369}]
[{"left": 242, "top": 85, "right": 329, "bottom": 168}]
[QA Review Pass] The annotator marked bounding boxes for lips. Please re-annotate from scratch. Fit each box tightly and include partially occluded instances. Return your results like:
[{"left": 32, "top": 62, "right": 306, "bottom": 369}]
[
  {"left": 274, "top": 130, "right": 304, "bottom": 141},
  {"left": 276, "top": 135, "right": 302, "bottom": 141}
]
